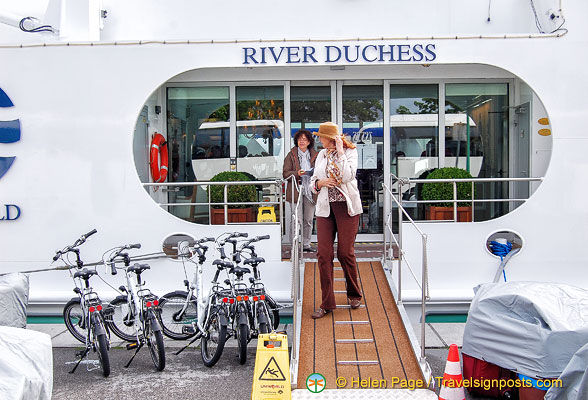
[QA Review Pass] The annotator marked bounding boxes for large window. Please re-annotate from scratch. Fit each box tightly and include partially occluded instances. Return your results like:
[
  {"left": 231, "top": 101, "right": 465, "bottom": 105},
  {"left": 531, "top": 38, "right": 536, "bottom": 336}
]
[
  {"left": 167, "top": 86, "right": 230, "bottom": 222},
  {"left": 236, "top": 86, "right": 284, "bottom": 179},
  {"left": 445, "top": 83, "right": 509, "bottom": 221},
  {"left": 390, "top": 84, "right": 439, "bottom": 177},
  {"left": 291, "top": 86, "right": 332, "bottom": 149}
]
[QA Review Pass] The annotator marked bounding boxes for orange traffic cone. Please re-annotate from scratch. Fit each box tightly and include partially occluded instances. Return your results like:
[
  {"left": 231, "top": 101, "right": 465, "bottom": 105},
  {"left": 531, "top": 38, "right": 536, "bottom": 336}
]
[{"left": 438, "top": 344, "right": 465, "bottom": 400}]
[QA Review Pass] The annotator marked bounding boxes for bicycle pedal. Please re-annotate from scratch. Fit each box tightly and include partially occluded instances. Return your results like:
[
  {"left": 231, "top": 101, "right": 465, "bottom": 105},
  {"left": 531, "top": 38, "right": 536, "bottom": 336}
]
[
  {"left": 126, "top": 342, "right": 139, "bottom": 350},
  {"left": 182, "top": 326, "right": 195, "bottom": 334}
]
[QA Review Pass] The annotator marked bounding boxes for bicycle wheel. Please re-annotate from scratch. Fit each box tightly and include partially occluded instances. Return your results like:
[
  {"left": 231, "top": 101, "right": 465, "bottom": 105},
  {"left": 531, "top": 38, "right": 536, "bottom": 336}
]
[
  {"left": 236, "top": 322, "right": 249, "bottom": 365},
  {"left": 95, "top": 332, "right": 111, "bottom": 377},
  {"left": 63, "top": 299, "right": 86, "bottom": 343},
  {"left": 146, "top": 312, "right": 166, "bottom": 371},
  {"left": 257, "top": 305, "right": 270, "bottom": 334},
  {"left": 265, "top": 294, "right": 280, "bottom": 330},
  {"left": 159, "top": 292, "right": 198, "bottom": 340},
  {"left": 105, "top": 297, "right": 136, "bottom": 342},
  {"left": 201, "top": 308, "right": 227, "bottom": 367}
]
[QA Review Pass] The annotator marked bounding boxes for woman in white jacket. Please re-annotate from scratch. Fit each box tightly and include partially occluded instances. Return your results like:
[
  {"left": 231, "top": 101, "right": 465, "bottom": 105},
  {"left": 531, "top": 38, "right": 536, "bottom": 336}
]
[{"left": 309, "top": 122, "right": 363, "bottom": 319}]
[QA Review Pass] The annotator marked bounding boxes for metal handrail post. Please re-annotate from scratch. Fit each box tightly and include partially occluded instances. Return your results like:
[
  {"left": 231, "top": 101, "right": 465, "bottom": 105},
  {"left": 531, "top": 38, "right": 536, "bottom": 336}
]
[
  {"left": 420, "top": 234, "right": 428, "bottom": 361},
  {"left": 208, "top": 185, "right": 212, "bottom": 225},
  {"left": 471, "top": 181, "right": 475, "bottom": 221},
  {"left": 453, "top": 182, "right": 457, "bottom": 222},
  {"left": 223, "top": 185, "right": 228, "bottom": 224},
  {"left": 397, "top": 180, "right": 403, "bottom": 304}
]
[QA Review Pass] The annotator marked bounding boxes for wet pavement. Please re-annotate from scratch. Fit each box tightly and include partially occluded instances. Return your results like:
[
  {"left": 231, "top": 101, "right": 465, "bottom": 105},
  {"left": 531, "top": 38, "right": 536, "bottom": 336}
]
[{"left": 29, "top": 321, "right": 493, "bottom": 399}]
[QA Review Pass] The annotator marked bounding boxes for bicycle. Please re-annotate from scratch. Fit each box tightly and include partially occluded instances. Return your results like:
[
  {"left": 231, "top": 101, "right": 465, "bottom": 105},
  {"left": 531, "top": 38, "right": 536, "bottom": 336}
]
[
  {"left": 103, "top": 244, "right": 165, "bottom": 371},
  {"left": 54, "top": 229, "right": 111, "bottom": 377},
  {"left": 159, "top": 235, "right": 234, "bottom": 367}
]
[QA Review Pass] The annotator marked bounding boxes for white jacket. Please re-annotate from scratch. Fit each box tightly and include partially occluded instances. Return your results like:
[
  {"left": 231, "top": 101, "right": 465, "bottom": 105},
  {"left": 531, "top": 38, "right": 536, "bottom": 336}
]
[{"left": 310, "top": 147, "right": 363, "bottom": 217}]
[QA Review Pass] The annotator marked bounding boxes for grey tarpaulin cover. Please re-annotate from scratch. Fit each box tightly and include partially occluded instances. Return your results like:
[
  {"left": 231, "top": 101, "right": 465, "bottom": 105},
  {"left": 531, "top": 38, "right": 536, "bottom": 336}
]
[
  {"left": 545, "top": 342, "right": 588, "bottom": 400},
  {"left": 462, "top": 281, "right": 588, "bottom": 379},
  {"left": 0, "top": 273, "right": 29, "bottom": 328},
  {"left": 0, "top": 326, "right": 53, "bottom": 400}
]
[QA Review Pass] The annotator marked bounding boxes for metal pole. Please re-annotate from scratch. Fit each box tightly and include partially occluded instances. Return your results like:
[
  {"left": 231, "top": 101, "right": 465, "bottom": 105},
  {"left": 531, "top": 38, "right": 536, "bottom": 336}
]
[
  {"left": 397, "top": 181, "right": 403, "bottom": 304},
  {"left": 224, "top": 185, "right": 228, "bottom": 224},
  {"left": 453, "top": 181, "right": 457, "bottom": 222},
  {"left": 421, "top": 235, "right": 427, "bottom": 361},
  {"left": 208, "top": 184, "right": 212, "bottom": 225}
]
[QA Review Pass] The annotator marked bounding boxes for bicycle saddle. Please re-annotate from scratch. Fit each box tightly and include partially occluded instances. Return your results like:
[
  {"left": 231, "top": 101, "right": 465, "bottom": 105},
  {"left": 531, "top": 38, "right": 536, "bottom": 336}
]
[
  {"left": 212, "top": 259, "right": 233, "bottom": 269},
  {"left": 74, "top": 268, "right": 97, "bottom": 279},
  {"left": 244, "top": 257, "right": 265, "bottom": 265},
  {"left": 128, "top": 263, "right": 150, "bottom": 274},
  {"left": 230, "top": 266, "right": 251, "bottom": 277}
]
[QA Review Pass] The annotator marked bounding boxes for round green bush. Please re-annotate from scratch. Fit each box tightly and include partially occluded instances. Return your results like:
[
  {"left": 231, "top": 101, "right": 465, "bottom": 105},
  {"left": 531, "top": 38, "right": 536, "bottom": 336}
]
[
  {"left": 208, "top": 171, "right": 256, "bottom": 208},
  {"left": 421, "top": 167, "right": 473, "bottom": 207}
]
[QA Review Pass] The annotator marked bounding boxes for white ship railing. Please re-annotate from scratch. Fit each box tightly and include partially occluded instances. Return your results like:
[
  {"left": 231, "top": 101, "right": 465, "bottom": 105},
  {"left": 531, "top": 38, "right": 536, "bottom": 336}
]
[
  {"left": 286, "top": 174, "right": 303, "bottom": 387},
  {"left": 143, "top": 180, "right": 284, "bottom": 227},
  {"left": 382, "top": 180, "right": 429, "bottom": 363},
  {"left": 383, "top": 174, "right": 544, "bottom": 363}
]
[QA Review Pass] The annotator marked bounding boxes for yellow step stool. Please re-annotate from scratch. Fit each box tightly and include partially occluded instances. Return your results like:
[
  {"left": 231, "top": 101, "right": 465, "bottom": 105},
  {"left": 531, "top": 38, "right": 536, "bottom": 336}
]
[{"left": 257, "top": 206, "right": 276, "bottom": 223}]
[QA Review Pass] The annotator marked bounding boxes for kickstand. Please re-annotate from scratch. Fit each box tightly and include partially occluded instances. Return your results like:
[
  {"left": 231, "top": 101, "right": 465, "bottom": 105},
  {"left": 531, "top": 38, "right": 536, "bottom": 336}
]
[
  {"left": 124, "top": 342, "right": 144, "bottom": 368},
  {"left": 174, "top": 332, "right": 201, "bottom": 356},
  {"left": 69, "top": 347, "right": 90, "bottom": 374}
]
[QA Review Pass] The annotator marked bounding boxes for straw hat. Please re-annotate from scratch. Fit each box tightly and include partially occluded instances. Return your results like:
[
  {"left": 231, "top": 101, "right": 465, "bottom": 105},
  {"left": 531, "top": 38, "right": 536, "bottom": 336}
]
[{"left": 313, "top": 121, "right": 342, "bottom": 140}]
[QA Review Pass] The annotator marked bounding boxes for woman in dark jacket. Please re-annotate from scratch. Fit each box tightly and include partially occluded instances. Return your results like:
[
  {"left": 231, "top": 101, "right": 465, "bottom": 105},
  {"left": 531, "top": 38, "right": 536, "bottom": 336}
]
[{"left": 283, "top": 130, "right": 318, "bottom": 252}]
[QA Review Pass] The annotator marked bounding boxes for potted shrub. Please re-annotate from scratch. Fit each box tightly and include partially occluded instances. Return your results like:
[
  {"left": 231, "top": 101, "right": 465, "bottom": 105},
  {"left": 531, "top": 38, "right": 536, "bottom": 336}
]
[
  {"left": 421, "top": 167, "right": 473, "bottom": 222},
  {"left": 208, "top": 171, "right": 257, "bottom": 224}
]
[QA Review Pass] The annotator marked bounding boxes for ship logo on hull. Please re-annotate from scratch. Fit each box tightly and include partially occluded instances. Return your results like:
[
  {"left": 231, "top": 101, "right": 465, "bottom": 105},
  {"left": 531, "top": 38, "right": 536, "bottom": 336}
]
[{"left": 0, "top": 87, "right": 19, "bottom": 180}]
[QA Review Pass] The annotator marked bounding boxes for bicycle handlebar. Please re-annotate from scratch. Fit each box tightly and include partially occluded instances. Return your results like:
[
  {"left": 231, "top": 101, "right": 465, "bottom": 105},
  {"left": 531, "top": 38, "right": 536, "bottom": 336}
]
[{"left": 53, "top": 228, "right": 98, "bottom": 264}]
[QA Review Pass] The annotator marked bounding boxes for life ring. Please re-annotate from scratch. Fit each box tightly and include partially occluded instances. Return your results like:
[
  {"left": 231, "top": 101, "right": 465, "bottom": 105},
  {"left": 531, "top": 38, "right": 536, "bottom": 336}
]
[{"left": 150, "top": 133, "right": 168, "bottom": 183}]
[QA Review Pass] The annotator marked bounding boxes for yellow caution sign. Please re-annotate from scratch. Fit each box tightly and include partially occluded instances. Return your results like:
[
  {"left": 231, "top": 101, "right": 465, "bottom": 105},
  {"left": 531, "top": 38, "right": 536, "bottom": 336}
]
[
  {"left": 251, "top": 333, "right": 291, "bottom": 400},
  {"left": 257, "top": 206, "right": 276, "bottom": 223}
]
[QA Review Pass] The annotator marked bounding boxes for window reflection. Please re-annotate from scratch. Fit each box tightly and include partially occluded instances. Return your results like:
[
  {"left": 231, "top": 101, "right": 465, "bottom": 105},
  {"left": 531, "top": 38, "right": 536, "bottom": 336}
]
[{"left": 236, "top": 86, "right": 284, "bottom": 180}]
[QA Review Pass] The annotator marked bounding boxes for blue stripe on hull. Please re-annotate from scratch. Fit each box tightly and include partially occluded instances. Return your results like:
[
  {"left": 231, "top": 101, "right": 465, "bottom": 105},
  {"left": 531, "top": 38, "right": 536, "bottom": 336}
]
[
  {"left": 0, "top": 88, "right": 13, "bottom": 108},
  {"left": 0, "top": 157, "right": 16, "bottom": 179},
  {"left": 0, "top": 120, "right": 21, "bottom": 143}
]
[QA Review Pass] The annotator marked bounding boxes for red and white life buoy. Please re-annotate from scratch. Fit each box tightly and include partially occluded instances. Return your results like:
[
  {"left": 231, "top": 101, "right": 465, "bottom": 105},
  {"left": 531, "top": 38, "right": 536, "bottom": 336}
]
[{"left": 150, "top": 133, "right": 168, "bottom": 183}]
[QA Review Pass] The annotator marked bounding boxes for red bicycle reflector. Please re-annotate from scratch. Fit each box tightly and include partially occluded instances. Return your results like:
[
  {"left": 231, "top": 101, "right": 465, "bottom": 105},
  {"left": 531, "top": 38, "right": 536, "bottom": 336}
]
[
  {"left": 253, "top": 296, "right": 259, "bottom": 302},
  {"left": 229, "top": 298, "right": 235, "bottom": 304},
  {"left": 266, "top": 344, "right": 275, "bottom": 348},
  {"left": 96, "top": 305, "right": 103, "bottom": 311},
  {"left": 244, "top": 296, "right": 249, "bottom": 301},
  {"left": 89, "top": 306, "right": 96, "bottom": 313},
  {"left": 153, "top": 299, "right": 159, "bottom": 306},
  {"left": 222, "top": 298, "right": 228, "bottom": 303},
  {"left": 260, "top": 295, "right": 265, "bottom": 300},
  {"left": 237, "top": 296, "right": 242, "bottom": 301},
  {"left": 146, "top": 301, "right": 152, "bottom": 307}
]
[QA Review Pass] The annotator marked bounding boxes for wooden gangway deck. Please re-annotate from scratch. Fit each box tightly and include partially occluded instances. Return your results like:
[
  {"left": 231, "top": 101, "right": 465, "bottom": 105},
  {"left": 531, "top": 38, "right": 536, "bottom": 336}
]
[{"left": 297, "top": 261, "right": 424, "bottom": 390}]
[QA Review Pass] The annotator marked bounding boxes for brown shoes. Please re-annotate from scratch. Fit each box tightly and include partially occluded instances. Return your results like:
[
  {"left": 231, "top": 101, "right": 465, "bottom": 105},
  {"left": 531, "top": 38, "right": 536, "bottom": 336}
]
[
  {"left": 349, "top": 299, "right": 361, "bottom": 309},
  {"left": 311, "top": 308, "right": 331, "bottom": 319}
]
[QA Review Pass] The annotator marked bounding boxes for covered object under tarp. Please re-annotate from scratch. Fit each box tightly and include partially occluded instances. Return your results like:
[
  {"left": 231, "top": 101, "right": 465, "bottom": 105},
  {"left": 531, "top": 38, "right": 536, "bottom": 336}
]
[
  {"left": 545, "top": 342, "right": 588, "bottom": 400},
  {"left": 0, "top": 326, "right": 53, "bottom": 400},
  {"left": 0, "top": 273, "right": 29, "bottom": 328},
  {"left": 462, "top": 281, "right": 588, "bottom": 379}
]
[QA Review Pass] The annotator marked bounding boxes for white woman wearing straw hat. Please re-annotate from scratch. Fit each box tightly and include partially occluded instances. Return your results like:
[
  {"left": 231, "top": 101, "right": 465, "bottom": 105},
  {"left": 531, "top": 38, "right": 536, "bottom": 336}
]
[{"left": 309, "top": 122, "right": 363, "bottom": 319}]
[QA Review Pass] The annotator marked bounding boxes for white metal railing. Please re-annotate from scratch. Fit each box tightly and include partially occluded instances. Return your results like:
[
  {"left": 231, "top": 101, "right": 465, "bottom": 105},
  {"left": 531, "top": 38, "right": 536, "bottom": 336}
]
[
  {"left": 382, "top": 180, "right": 429, "bottom": 362},
  {"left": 395, "top": 176, "right": 543, "bottom": 222},
  {"left": 286, "top": 174, "right": 303, "bottom": 385},
  {"left": 143, "top": 180, "right": 283, "bottom": 227},
  {"left": 384, "top": 173, "right": 544, "bottom": 362}
]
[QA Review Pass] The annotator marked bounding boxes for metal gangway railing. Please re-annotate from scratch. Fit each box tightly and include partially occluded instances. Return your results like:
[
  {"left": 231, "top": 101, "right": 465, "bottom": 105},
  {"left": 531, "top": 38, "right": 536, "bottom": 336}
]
[
  {"left": 383, "top": 174, "right": 544, "bottom": 365},
  {"left": 286, "top": 175, "right": 303, "bottom": 386}
]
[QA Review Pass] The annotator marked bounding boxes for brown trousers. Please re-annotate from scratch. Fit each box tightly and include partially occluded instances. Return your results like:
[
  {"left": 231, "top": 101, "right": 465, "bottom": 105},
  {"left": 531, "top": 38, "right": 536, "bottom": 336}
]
[{"left": 316, "top": 202, "right": 362, "bottom": 311}]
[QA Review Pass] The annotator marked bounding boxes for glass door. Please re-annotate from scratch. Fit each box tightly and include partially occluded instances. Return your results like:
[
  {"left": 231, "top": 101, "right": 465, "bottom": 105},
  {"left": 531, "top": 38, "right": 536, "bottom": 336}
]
[{"left": 339, "top": 84, "right": 384, "bottom": 237}]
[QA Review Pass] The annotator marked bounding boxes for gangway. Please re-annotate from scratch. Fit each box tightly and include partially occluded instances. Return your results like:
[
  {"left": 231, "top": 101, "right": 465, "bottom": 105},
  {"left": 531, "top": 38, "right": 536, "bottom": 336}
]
[
  {"left": 283, "top": 175, "right": 435, "bottom": 398},
  {"left": 289, "top": 260, "right": 436, "bottom": 398}
]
